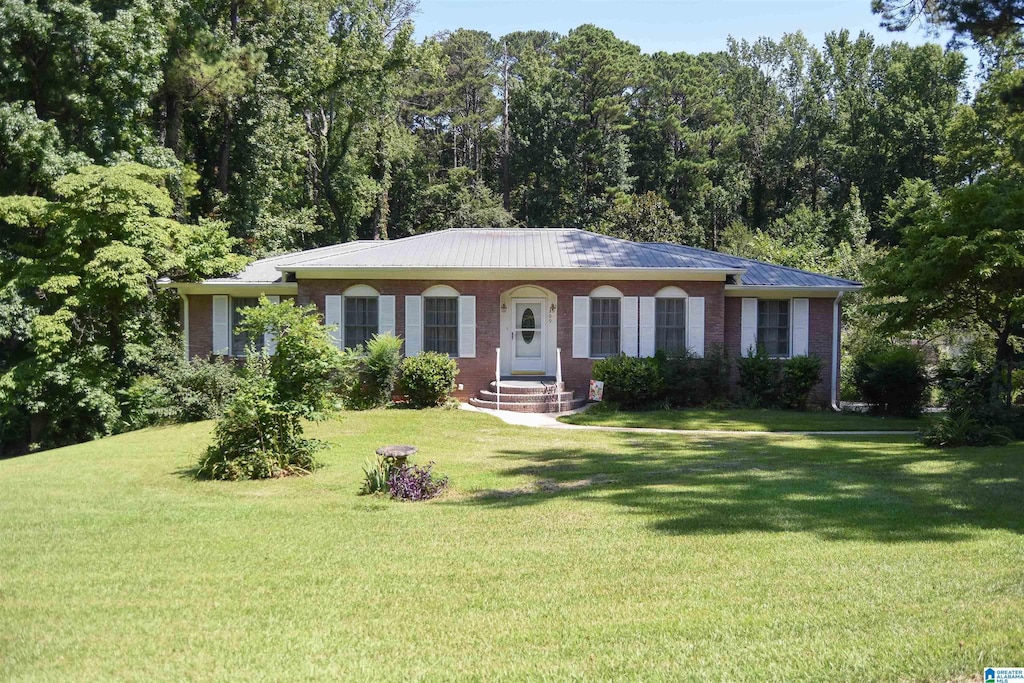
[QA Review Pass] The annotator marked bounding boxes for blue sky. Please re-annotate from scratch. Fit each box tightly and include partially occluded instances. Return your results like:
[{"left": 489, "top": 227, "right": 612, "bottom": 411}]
[{"left": 412, "top": 0, "right": 954, "bottom": 54}]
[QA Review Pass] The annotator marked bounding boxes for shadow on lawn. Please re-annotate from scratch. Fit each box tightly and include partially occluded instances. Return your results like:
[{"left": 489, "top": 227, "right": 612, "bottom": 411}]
[{"left": 462, "top": 434, "right": 1024, "bottom": 543}]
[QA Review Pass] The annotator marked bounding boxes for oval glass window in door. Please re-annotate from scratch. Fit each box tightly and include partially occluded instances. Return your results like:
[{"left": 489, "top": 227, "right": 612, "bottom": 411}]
[{"left": 520, "top": 307, "right": 536, "bottom": 343}]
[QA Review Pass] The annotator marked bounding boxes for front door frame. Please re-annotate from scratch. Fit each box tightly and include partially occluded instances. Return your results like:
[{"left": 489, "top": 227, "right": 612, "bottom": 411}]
[{"left": 499, "top": 285, "right": 557, "bottom": 377}]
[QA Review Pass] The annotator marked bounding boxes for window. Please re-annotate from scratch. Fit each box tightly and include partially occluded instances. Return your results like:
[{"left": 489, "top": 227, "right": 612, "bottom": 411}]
[
  {"left": 655, "top": 298, "right": 687, "bottom": 356},
  {"left": 424, "top": 297, "right": 458, "bottom": 355},
  {"left": 590, "top": 298, "right": 620, "bottom": 357},
  {"left": 344, "top": 297, "right": 378, "bottom": 349},
  {"left": 757, "top": 299, "right": 790, "bottom": 358},
  {"left": 230, "top": 297, "right": 265, "bottom": 356}
]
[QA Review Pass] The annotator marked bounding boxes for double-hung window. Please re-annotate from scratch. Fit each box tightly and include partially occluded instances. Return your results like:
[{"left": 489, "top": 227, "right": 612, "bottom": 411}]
[
  {"left": 424, "top": 297, "right": 458, "bottom": 356},
  {"left": 344, "top": 297, "right": 378, "bottom": 349},
  {"left": 590, "top": 298, "right": 620, "bottom": 357},
  {"left": 757, "top": 299, "right": 790, "bottom": 358},
  {"left": 230, "top": 297, "right": 265, "bottom": 356},
  {"left": 655, "top": 298, "right": 687, "bottom": 356}
]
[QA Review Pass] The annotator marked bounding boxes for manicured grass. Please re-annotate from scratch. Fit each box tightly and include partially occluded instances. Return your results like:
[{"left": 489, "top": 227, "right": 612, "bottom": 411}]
[
  {"left": 559, "top": 403, "right": 927, "bottom": 432},
  {"left": 2, "top": 410, "right": 1021, "bottom": 681}
]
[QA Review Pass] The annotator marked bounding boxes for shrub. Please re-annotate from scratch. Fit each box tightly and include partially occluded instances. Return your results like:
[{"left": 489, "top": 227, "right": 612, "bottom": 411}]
[
  {"left": 196, "top": 356, "right": 325, "bottom": 480},
  {"left": 196, "top": 298, "right": 341, "bottom": 480},
  {"left": 657, "top": 345, "right": 731, "bottom": 408},
  {"left": 343, "top": 333, "right": 404, "bottom": 409},
  {"left": 388, "top": 461, "right": 448, "bottom": 501},
  {"left": 592, "top": 354, "right": 664, "bottom": 409},
  {"left": 852, "top": 345, "right": 929, "bottom": 417},
  {"left": 781, "top": 355, "right": 823, "bottom": 410},
  {"left": 736, "top": 346, "right": 782, "bottom": 408},
  {"left": 359, "top": 455, "right": 395, "bottom": 495},
  {"left": 920, "top": 409, "right": 1014, "bottom": 448},
  {"left": 399, "top": 352, "right": 459, "bottom": 408}
]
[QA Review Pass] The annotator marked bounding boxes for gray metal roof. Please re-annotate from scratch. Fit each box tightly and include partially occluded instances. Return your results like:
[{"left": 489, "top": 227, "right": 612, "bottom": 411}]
[
  {"left": 642, "top": 242, "right": 862, "bottom": 288},
  {"left": 199, "top": 228, "right": 860, "bottom": 289}
]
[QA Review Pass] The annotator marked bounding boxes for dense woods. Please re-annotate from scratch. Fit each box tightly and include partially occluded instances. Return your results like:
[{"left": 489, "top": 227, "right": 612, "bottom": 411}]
[{"left": 2, "top": 0, "right": 1024, "bottom": 452}]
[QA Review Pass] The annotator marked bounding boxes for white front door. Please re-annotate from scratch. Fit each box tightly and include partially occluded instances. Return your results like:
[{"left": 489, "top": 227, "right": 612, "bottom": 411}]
[{"left": 511, "top": 299, "right": 545, "bottom": 374}]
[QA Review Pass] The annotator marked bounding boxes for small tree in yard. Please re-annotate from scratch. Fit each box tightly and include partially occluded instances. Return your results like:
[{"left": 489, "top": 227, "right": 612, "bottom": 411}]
[{"left": 197, "top": 298, "right": 342, "bottom": 480}]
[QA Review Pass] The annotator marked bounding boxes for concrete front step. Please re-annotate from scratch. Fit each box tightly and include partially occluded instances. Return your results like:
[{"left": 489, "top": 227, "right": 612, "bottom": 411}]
[
  {"left": 468, "top": 396, "right": 588, "bottom": 413},
  {"left": 478, "top": 389, "right": 575, "bottom": 404},
  {"left": 488, "top": 380, "right": 564, "bottom": 395}
]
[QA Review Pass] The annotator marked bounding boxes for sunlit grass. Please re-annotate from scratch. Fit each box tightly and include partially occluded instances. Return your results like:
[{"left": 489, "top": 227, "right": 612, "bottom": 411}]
[
  {"left": 1, "top": 409, "right": 1019, "bottom": 681},
  {"left": 559, "top": 403, "right": 926, "bottom": 432}
]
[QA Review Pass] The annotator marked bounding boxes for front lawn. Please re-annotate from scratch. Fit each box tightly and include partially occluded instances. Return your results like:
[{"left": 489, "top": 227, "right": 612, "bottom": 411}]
[
  {"left": 559, "top": 403, "right": 926, "bottom": 432},
  {"left": 1, "top": 410, "right": 1020, "bottom": 681}
]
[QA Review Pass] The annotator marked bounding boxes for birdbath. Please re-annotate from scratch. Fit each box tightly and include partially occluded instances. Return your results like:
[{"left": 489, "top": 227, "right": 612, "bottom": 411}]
[{"left": 375, "top": 445, "right": 417, "bottom": 468}]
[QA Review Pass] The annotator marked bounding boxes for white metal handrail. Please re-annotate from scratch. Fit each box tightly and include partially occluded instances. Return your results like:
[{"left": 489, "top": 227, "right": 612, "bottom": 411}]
[
  {"left": 495, "top": 347, "right": 501, "bottom": 411},
  {"left": 556, "top": 347, "right": 562, "bottom": 412}
]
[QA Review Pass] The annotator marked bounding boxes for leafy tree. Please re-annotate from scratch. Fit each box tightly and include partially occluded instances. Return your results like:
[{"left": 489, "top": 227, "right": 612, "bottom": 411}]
[
  {"left": 0, "top": 163, "right": 245, "bottom": 451},
  {"left": 867, "top": 175, "right": 1024, "bottom": 404},
  {"left": 597, "top": 192, "right": 700, "bottom": 245}
]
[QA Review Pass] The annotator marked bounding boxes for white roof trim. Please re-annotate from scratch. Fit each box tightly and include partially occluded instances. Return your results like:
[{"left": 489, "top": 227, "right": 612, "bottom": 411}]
[
  {"left": 283, "top": 267, "right": 738, "bottom": 281},
  {"left": 725, "top": 285, "right": 862, "bottom": 297}
]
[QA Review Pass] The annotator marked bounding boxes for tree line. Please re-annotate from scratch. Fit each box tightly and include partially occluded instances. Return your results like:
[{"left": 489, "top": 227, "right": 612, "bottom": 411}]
[{"left": 3, "top": 0, "right": 1024, "bottom": 452}]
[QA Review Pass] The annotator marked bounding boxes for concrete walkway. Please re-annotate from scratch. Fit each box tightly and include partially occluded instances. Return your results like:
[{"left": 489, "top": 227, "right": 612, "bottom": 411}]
[{"left": 459, "top": 403, "right": 920, "bottom": 437}]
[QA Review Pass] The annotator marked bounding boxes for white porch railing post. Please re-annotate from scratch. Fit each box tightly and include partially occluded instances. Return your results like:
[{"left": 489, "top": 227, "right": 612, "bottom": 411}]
[
  {"left": 556, "top": 347, "right": 562, "bottom": 412},
  {"left": 495, "top": 347, "right": 501, "bottom": 412}
]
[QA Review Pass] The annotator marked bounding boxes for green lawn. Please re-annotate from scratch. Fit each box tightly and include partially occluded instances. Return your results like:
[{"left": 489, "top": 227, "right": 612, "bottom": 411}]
[
  {"left": 1, "top": 410, "right": 1021, "bottom": 681},
  {"left": 559, "top": 403, "right": 927, "bottom": 432}
]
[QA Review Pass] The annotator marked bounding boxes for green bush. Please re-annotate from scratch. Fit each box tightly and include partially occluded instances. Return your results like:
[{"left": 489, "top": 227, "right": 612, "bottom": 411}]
[
  {"left": 920, "top": 408, "right": 1015, "bottom": 448},
  {"left": 781, "top": 355, "right": 823, "bottom": 410},
  {"left": 592, "top": 354, "right": 664, "bottom": 409},
  {"left": 359, "top": 455, "right": 395, "bottom": 495},
  {"left": 736, "top": 346, "right": 783, "bottom": 408},
  {"left": 196, "top": 356, "right": 324, "bottom": 480},
  {"left": 657, "top": 345, "right": 731, "bottom": 408},
  {"left": 197, "top": 298, "right": 341, "bottom": 480},
  {"left": 343, "top": 333, "right": 404, "bottom": 409},
  {"left": 399, "top": 352, "right": 459, "bottom": 408},
  {"left": 852, "top": 345, "right": 929, "bottom": 417}
]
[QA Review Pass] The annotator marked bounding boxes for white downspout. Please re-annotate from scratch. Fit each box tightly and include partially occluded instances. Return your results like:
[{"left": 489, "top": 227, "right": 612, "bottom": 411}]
[
  {"left": 830, "top": 291, "right": 844, "bottom": 412},
  {"left": 181, "top": 292, "right": 190, "bottom": 362}
]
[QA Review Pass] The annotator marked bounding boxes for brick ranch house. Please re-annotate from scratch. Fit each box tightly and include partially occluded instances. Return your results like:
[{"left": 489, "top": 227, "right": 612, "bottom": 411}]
[{"left": 161, "top": 228, "right": 861, "bottom": 412}]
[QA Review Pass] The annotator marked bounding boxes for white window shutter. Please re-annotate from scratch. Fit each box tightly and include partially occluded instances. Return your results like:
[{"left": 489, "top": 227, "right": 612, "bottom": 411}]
[
  {"left": 741, "top": 298, "right": 758, "bottom": 358},
  {"left": 621, "top": 296, "right": 639, "bottom": 357},
  {"left": 792, "top": 298, "right": 810, "bottom": 356},
  {"left": 212, "top": 295, "right": 230, "bottom": 355},
  {"left": 263, "top": 295, "right": 280, "bottom": 354},
  {"left": 572, "top": 296, "right": 590, "bottom": 359},
  {"left": 639, "top": 297, "right": 656, "bottom": 357},
  {"left": 379, "top": 295, "right": 396, "bottom": 336},
  {"left": 405, "top": 296, "right": 422, "bottom": 356},
  {"left": 458, "top": 295, "right": 476, "bottom": 358},
  {"left": 686, "top": 296, "right": 705, "bottom": 358},
  {"left": 324, "top": 295, "right": 343, "bottom": 349}
]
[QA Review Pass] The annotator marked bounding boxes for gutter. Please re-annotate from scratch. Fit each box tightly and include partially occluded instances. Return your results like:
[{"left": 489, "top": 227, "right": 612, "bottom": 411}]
[{"left": 831, "top": 291, "right": 845, "bottom": 412}]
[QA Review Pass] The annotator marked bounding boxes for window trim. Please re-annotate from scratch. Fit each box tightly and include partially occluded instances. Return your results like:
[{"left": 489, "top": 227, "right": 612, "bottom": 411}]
[
  {"left": 589, "top": 296, "right": 621, "bottom": 359},
  {"left": 757, "top": 298, "right": 793, "bottom": 359}
]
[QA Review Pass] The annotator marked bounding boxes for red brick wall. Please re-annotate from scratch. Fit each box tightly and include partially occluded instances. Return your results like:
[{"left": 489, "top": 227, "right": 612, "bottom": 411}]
[
  {"left": 184, "top": 283, "right": 842, "bottom": 407},
  {"left": 298, "top": 279, "right": 726, "bottom": 400},
  {"left": 724, "top": 295, "right": 840, "bottom": 408}
]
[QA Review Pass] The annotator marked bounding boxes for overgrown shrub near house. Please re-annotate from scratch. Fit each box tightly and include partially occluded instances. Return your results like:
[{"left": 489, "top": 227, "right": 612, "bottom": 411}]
[
  {"left": 657, "top": 345, "right": 730, "bottom": 407},
  {"left": 736, "top": 346, "right": 783, "bottom": 408},
  {"left": 852, "top": 344, "right": 929, "bottom": 417},
  {"left": 342, "top": 334, "right": 404, "bottom": 409},
  {"left": 921, "top": 346, "right": 1024, "bottom": 447},
  {"left": 781, "top": 355, "right": 823, "bottom": 410},
  {"left": 399, "top": 352, "right": 459, "bottom": 407},
  {"left": 196, "top": 298, "right": 341, "bottom": 480},
  {"left": 197, "top": 356, "right": 324, "bottom": 479},
  {"left": 121, "top": 340, "right": 241, "bottom": 430},
  {"left": 592, "top": 354, "right": 664, "bottom": 408}
]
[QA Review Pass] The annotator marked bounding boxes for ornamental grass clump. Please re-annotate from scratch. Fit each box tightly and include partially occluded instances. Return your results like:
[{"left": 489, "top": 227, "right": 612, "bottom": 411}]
[{"left": 388, "top": 461, "right": 448, "bottom": 501}]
